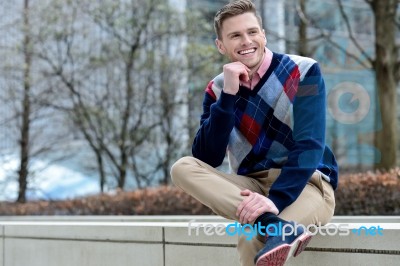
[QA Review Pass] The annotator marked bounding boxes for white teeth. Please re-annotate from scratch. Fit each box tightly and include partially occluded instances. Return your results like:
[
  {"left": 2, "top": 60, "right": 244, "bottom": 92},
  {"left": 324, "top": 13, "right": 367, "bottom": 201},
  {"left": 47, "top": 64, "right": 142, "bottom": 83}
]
[{"left": 239, "top": 48, "right": 256, "bottom": 55}]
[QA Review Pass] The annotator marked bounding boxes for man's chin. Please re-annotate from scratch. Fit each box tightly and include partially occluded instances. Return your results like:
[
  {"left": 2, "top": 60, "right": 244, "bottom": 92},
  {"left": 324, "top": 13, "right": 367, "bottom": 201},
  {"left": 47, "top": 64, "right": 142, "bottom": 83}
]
[
  {"left": 229, "top": 56, "right": 258, "bottom": 69},
  {"left": 234, "top": 59, "right": 253, "bottom": 68}
]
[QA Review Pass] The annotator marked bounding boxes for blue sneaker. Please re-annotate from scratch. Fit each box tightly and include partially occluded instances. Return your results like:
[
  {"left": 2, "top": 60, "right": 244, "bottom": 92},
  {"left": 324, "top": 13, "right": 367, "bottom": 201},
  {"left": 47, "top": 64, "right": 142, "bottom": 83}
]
[{"left": 254, "top": 221, "right": 312, "bottom": 266}]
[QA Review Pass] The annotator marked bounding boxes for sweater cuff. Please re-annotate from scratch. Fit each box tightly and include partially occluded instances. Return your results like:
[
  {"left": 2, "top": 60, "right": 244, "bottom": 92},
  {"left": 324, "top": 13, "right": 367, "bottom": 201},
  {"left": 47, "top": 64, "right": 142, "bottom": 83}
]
[
  {"left": 267, "top": 194, "right": 286, "bottom": 214},
  {"left": 218, "top": 91, "right": 237, "bottom": 111}
]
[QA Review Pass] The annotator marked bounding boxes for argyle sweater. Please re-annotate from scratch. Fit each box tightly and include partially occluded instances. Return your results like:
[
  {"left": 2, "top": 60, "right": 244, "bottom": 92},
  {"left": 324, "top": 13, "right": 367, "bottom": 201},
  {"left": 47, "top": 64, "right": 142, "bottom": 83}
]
[{"left": 192, "top": 52, "right": 338, "bottom": 212}]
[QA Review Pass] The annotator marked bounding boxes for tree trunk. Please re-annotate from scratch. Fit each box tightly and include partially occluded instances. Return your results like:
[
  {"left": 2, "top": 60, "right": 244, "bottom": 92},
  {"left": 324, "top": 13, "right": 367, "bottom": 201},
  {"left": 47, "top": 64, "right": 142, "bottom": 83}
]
[
  {"left": 17, "top": 0, "right": 31, "bottom": 203},
  {"left": 298, "top": 0, "right": 308, "bottom": 56},
  {"left": 96, "top": 152, "right": 105, "bottom": 192},
  {"left": 372, "top": 0, "right": 398, "bottom": 170},
  {"left": 118, "top": 155, "right": 127, "bottom": 189}
]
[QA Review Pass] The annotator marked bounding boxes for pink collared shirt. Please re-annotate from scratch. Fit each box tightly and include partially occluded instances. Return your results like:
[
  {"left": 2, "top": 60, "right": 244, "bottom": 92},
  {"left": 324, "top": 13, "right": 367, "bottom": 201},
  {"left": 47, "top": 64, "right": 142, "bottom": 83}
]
[{"left": 240, "top": 48, "right": 273, "bottom": 90}]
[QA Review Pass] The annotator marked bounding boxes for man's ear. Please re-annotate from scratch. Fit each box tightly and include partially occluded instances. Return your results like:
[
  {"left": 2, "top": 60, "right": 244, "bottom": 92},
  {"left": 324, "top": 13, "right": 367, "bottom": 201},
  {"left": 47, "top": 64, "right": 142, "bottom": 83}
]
[
  {"left": 262, "top": 29, "right": 267, "bottom": 46},
  {"left": 215, "top": 39, "right": 226, "bottom": 55}
]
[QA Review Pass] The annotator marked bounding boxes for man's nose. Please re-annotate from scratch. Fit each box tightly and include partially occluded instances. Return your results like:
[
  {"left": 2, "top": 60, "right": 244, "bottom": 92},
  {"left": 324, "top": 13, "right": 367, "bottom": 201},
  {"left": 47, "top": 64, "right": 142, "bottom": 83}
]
[{"left": 241, "top": 34, "right": 252, "bottom": 46}]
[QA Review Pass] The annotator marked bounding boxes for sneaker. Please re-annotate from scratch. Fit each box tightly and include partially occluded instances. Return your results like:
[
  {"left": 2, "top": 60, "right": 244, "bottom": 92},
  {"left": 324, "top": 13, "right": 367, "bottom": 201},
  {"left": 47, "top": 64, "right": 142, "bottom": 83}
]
[{"left": 254, "top": 221, "right": 312, "bottom": 266}]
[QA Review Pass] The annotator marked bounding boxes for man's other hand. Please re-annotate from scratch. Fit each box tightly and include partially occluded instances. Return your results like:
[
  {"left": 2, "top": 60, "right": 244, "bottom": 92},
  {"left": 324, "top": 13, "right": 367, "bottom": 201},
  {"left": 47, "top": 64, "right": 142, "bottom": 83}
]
[{"left": 236, "top": 189, "right": 279, "bottom": 224}]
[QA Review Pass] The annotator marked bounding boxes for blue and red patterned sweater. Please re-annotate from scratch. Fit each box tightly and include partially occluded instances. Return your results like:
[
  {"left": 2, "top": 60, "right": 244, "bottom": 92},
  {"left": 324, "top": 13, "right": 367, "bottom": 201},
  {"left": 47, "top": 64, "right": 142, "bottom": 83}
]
[{"left": 192, "top": 52, "right": 338, "bottom": 212}]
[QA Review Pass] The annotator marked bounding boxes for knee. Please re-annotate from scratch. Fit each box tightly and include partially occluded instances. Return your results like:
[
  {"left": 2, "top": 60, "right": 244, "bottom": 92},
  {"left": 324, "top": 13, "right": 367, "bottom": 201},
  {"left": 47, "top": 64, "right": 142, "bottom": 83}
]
[{"left": 170, "top": 156, "right": 196, "bottom": 185}]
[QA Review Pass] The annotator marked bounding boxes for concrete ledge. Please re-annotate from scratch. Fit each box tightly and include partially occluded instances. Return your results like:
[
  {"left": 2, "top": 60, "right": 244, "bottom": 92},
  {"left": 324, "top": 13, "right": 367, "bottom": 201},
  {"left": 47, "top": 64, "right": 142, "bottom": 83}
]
[{"left": 0, "top": 216, "right": 398, "bottom": 266}]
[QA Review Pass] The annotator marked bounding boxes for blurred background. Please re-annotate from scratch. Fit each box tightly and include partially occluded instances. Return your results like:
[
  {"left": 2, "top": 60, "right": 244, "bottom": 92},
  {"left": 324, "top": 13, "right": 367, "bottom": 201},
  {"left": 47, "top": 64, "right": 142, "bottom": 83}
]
[{"left": 0, "top": 0, "right": 399, "bottom": 204}]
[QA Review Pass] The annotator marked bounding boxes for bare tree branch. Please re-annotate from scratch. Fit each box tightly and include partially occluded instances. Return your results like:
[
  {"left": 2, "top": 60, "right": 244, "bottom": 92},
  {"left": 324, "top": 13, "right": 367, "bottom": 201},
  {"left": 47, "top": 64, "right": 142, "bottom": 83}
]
[
  {"left": 295, "top": 1, "right": 310, "bottom": 26},
  {"left": 324, "top": 33, "right": 372, "bottom": 69},
  {"left": 266, "top": 28, "right": 326, "bottom": 47},
  {"left": 335, "top": 0, "right": 374, "bottom": 65},
  {"left": 267, "top": 25, "right": 372, "bottom": 68},
  {"left": 36, "top": 35, "right": 115, "bottom": 187},
  {"left": 364, "top": 0, "right": 373, "bottom": 6},
  {"left": 287, "top": 0, "right": 374, "bottom": 68}
]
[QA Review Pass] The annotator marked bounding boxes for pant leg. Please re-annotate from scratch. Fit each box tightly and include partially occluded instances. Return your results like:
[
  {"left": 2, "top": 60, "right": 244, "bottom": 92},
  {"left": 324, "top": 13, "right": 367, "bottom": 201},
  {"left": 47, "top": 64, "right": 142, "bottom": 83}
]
[
  {"left": 170, "top": 156, "right": 264, "bottom": 221},
  {"left": 279, "top": 171, "right": 335, "bottom": 225},
  {"left": 237, "top": 171, "right": 336, "bottom": 266}
]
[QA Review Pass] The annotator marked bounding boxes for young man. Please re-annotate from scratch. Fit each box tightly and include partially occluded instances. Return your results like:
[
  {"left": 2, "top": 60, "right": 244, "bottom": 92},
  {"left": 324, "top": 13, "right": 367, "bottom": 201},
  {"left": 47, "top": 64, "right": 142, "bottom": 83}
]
[{"left": 171, "top": 0, "right": 338, "bottom": 265}]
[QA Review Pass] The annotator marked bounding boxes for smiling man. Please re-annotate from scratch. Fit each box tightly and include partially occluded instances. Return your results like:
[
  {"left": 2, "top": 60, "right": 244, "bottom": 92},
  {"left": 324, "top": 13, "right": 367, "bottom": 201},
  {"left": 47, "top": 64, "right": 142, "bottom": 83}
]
[{"left": 171, "top": 1, "right": 338, "bottom": 265}]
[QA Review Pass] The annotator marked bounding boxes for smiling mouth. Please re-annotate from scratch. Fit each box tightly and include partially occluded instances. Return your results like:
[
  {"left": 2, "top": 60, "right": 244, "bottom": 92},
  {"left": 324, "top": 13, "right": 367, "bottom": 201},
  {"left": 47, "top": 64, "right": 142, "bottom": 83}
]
[{"left": 238, "top": 48, "right": 256, "bottom": 55}]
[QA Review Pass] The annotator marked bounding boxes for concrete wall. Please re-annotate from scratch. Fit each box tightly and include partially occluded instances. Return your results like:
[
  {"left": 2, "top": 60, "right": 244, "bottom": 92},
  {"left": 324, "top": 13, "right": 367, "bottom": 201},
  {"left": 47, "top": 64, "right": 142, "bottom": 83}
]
[{"left": 0, "top": 216, "right": 398, "bottom": 266}]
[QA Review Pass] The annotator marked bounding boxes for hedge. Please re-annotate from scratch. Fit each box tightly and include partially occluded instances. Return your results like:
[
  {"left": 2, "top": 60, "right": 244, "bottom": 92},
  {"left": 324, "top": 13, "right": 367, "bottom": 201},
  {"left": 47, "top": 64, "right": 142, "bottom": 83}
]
[{"left": 0, "top": 168, "right": 399, "bottom": 215}]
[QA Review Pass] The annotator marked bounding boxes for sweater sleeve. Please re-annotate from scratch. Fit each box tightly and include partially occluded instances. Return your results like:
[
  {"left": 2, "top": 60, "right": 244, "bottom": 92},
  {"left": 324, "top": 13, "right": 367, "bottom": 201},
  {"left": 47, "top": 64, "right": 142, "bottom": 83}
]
[
  {"left": 267, "top": 63, "right": 326, "bottom": 212},
  {"left": 192, "top": 82, "right": 237, "bottom": 167}
]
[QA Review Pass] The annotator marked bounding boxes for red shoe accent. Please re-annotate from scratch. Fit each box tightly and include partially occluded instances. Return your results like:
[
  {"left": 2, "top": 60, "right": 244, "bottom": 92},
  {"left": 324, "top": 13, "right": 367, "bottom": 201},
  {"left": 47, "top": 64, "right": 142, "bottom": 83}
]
[
  {"left": 255, "top": 244, "right": 291, "bottom": 266},
  {"left": 292, "top": 233, "right": 313, "bottom": 257}
]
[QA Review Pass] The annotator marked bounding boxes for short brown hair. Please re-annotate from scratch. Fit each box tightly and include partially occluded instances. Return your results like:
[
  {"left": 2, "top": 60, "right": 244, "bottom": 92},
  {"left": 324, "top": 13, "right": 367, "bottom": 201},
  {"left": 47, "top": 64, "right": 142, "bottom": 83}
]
[{"left": 214, "top": 0, "right": 263, "bottom": 40}]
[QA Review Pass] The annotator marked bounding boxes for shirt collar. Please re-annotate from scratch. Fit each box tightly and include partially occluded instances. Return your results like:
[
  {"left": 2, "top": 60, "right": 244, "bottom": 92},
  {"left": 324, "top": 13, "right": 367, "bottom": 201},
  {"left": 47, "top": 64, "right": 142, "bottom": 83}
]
[
  {"left": 255, "top": 47, "right": 273, "bottom": 79},
  {"left": 240, "top": 47, "right": 273, "bottom": 89}
]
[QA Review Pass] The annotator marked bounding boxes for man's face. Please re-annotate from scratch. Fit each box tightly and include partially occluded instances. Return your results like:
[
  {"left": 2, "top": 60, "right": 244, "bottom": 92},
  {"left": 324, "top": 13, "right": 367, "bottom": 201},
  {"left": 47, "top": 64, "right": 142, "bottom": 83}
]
[{"left": 215, "top": 12, "right": 266, "bottom": 72}]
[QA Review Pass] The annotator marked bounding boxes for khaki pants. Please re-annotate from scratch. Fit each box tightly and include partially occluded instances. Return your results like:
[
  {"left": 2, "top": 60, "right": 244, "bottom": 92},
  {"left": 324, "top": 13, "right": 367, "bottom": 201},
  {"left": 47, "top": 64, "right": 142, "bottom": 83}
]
[{"left": 170, "top": 156, "right": 335, "bottom": 266}]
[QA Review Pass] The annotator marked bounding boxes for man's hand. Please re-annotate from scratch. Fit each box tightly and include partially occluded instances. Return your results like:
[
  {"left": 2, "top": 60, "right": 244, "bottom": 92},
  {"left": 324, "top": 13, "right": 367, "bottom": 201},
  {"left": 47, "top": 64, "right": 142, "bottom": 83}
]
[
  {"left": 236, "top": 189, "right": 279, "bottom": 224},
  {"left": 222, "top": 62, "right": 250, "bottom": 95}
]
